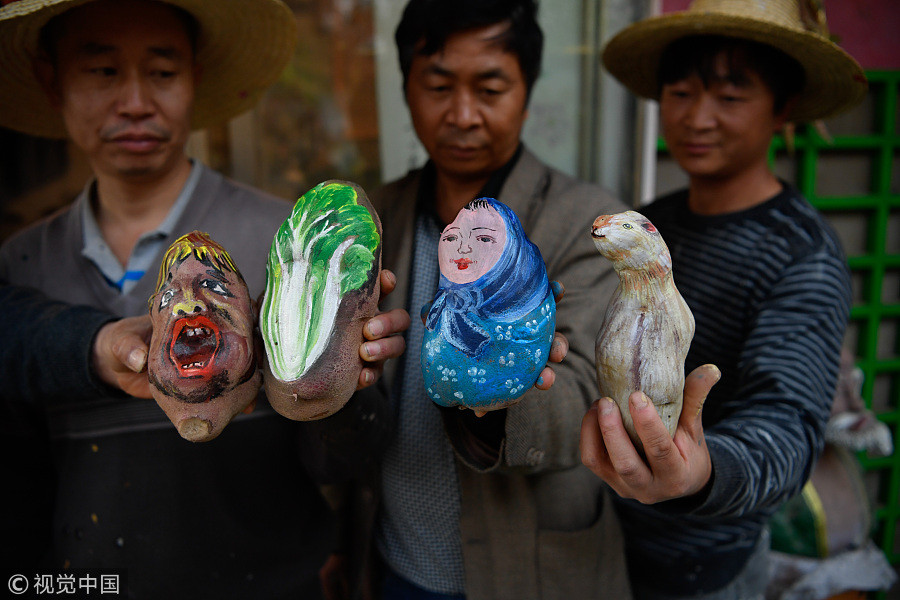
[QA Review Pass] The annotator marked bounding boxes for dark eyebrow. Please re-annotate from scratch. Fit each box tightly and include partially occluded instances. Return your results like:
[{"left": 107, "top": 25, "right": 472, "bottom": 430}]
[
  {"left": 474, "top": 68, "right": 511, "bottom": 83},
  {"left": 472, "top": 227, "right": 497, "bottom": 231},
  {"left": 78, "top": 42, "right": 116, "bottom": 56},
  {"left": 76, "top": 42, "right": 186, "bottom": 61},
  {"left": 424, "top": 64, "right": 511, "bottom": 83},
  {"left": 205, "top": 268, "right": 228, "bottom": 281},
  {"left": 442, "top": 226, "right": 460, "bottom": 233},
  {"left": 149, "top": 46, "right": 186, "bottom": 61}
]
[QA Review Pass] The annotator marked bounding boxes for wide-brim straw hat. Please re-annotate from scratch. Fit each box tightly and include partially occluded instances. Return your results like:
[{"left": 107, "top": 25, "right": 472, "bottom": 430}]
[
  {"left": 0, "top": 0, "right": 298, "bottom": 138},
  {"left": 602, "top": 0, "right": 868, "bottom": 122}
]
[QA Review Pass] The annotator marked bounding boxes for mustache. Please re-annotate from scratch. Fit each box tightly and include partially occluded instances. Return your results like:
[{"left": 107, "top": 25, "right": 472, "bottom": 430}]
[{"left": 100, "top": 122, "right": 172, "bottom": 142}]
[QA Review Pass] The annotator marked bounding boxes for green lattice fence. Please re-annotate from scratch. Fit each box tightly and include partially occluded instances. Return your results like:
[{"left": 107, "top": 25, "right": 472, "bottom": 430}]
[
  {"left": 773, "top": 70, "right": 900, "bottom": 574},
  {"left": 655, "top": 69, "right": 900, "bottom": 587}
]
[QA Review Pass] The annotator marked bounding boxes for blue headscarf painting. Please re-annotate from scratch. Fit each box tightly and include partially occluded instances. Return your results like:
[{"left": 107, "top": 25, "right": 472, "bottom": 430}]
[{"left": 422, "top": 198, "right": 556, "bottom": 412}]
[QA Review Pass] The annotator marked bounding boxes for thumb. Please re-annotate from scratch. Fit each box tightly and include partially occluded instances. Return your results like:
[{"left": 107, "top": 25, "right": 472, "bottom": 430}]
[
  {"left": 678, "top": 364, "right": 720, "bottom": 434},
  {"left": 114, "top": 316, "right": 151, "bottom": 373}
]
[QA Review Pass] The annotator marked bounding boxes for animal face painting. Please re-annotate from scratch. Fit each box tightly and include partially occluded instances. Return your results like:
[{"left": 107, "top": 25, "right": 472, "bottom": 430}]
[
  {"left": 148, "top": 231, "right": 258, "bottom": 441},
  {"left": 439, "top": 199, "right": 508, "bottom": 284},
  {"left": 591, "top": 210, "right": 672, "bottom": 274}
]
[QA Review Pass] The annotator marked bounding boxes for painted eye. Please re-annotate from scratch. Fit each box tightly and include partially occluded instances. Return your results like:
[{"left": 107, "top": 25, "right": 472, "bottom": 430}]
[
  {"left": 160, "top": 289, "right": 175, "bottom": 309},
  {"left": 622, "top": 223, "right": 633, "bottom": 229},
  {"left": 476, "top": 235, "right": 496, "bottom": 243},
  {"left": 442, "top": 234, "right": 458, "bottom": 243},
  {"left": 201, "top": 279, "right": 233, "bottom": 297}
]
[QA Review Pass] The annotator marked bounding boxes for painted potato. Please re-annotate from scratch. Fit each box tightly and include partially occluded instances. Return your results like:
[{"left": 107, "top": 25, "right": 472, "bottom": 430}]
[
  {"left": 260, "top": 180, "right": 382, "bottom": 421},
  {"left": 422, "top": 198, "right": 556, "bottom": 413},
  {"left": 592, "top": 210, "right": 694, "bottom": 453},
  {"left": 148, "top": 231, "right": 259, "bottom": 442}
]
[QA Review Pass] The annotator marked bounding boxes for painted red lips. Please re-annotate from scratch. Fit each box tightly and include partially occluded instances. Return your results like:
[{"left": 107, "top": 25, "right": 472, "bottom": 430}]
[{"left": 453, "top": 258, "right": 473, "bottom": 270}]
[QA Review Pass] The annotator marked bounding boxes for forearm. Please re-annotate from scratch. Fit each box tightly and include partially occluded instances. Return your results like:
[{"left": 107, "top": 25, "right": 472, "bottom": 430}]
[
  {"left": 0, "top": 283, "right": 117, "bottom": 404},
  {"left": 677, "top": 257, "right": 850, "bottom": 517}
]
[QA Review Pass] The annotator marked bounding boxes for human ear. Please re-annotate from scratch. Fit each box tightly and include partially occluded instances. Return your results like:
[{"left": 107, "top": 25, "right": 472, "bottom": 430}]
[
  {"left": 33, "top": 56, "right": 62, "bottom": 110},
  {"left": 773, "top": 95, "right": 797, "bottom": 132}
]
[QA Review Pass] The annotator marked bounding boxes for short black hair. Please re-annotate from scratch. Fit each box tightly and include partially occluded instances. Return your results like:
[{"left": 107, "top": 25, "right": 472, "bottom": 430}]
[
  {"left": 38, "top": 1, "right": 200, "bottom": 66},
  {"left": 395, "top": 0, "right": 543, "bottom": 98},
  {"left": 657, "top": 35, "right": 805, "bottom": 115}
]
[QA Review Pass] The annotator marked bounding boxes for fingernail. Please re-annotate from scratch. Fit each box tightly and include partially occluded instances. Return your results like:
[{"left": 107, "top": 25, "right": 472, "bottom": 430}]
[
  {"left": 600, "top": 398, "right": 616, "bottom": 415},
  {"left": 366, "top": 319, "right": 384, "bottom": 337},
  {"left": 630, "top": 392, "right": 648, "bottom": 409},
  {"left": 127, "top": 349, "right": 146, "bottom": 372},
  {"left": 536, "top": 375, "right": 544, "bottom": 387},
  {"left": 693, "top": 364, "right": 721, "bottom": 382},
  {"left": 361, "top": 369, "right": 374, "bottom": 385},
  {"left": 362, "top": 341, "right": 378, "bottom": 360}
]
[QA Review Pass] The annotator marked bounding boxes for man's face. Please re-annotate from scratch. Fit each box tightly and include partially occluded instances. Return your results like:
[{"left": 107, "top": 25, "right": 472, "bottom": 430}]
[
  {"left": 659, "top": 52, "right": 786, "bottom": 183},
  {"left": 44, "top": 0, "right": 197, "bottom": 182},
  {"left": 404, "top": 23, "right": 529, "bottom": 185},
  {"left": 438, "top": 204, "right": 507, "bottom": 284},
  {"left": 149, "top": 254, "right": 255, "bottom": 403}
]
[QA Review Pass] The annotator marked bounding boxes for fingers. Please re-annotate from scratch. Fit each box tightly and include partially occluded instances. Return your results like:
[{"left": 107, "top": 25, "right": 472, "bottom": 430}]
[
  {"left": 379, "top": 269, "right": 397, "bottom": 298},
  {"left": 356, "top": 366, "right": 379, "bottom": 390},
  {"left": 94, "top": 315, "right": 153, "bottom": 398},
  {"left": 679, "top": 364, "right": 720, "bottom": 430},
  {"left": 360, "top": 334, "right": 406, "bottom": 363},
  {"left": 110, "top": 317, "right": 151, "bottom": 373},
  {"left": 357, "top": 306, "right": 409, "bottom": 390},
  {"left": 364, "top": 308, "right": 411, "bottom": 341},
  {"left": 548, "top": 332, "right": 568, "bottom": 364},
  {"left": 598, "top": 396, "right": 648, "bottom": 487},
  {"left": 550, "top": 280, "right": 565, "bottom": 302},
  {"left": 361, "top": 308, "right": 409, "bottom": 362},
  {"left": 533, "top": 365, "right": 555, "bottom": 390},
  {"left": 630, "top": 392, "right": 685, "bottom": 480},
  {"left": 580, "top": 400, "right": 611, "bottom": 476},
  {"left": 583, "top": 397, "right": 649, "bottom": 498},
  {"left": 533, "top": 333, "right": 566, "bottom": 390}
]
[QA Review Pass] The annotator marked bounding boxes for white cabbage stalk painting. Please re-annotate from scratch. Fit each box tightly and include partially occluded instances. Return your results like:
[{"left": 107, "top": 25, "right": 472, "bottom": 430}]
[{"left": 260, "top": 180, "right": 381, "bottom": 420}]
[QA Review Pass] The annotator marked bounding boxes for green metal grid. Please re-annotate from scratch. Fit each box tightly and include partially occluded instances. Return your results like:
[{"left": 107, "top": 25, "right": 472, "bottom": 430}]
[
  {"left": 656, "top": 70, "right": 900, "bottom": 573},
  {"left": 777, "top": 70, "right": 900, "bottom": 571}
]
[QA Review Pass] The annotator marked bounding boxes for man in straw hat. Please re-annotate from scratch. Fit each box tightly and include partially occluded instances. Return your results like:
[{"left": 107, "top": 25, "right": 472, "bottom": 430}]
[
  {"left": 581, "top": 0, "right": 866, "bottom": 598},
  {"left": 0, "top": 0, "right": 408, "bottom": 597}
]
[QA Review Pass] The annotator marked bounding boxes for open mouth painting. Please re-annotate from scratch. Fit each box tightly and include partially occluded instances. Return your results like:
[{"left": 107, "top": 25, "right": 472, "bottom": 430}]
[{"left": 148, "top": 231, "right": 260, "bottom": 442}]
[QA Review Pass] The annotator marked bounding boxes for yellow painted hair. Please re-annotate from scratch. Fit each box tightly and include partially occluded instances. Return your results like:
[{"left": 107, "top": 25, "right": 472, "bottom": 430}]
[{"left": 153, "top": 231, "right": 243, "bottom": 296}]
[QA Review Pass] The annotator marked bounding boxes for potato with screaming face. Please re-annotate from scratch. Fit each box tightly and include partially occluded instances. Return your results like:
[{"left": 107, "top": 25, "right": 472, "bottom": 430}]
[{"left": 148, "top": 231, "right": 260, "bottom": 441}]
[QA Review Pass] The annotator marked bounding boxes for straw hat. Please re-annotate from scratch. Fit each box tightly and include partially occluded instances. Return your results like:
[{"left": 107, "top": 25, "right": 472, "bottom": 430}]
[
  {"left": 0, "top": 0, "right": 298, "bottom": 138},
  {"left": 601, "top": 0, "right": 867, "bottom": 122}
]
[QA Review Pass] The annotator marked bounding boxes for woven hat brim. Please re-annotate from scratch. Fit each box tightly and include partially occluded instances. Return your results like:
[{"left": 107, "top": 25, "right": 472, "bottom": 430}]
[
  {"left": 0, "top": 0, "right": 298, "bottom": 139},
  {"left": 601, "top": 12, "right": 868, "bottom": 122}
]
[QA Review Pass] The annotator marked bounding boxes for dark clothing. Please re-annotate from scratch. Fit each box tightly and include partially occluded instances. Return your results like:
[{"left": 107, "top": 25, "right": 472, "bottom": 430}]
[
  {"left": 618, "top": 184, "right": 851, "bottom": 597},
  {"left": 0, "top": 166, "right": 366, "bottom": 599}
]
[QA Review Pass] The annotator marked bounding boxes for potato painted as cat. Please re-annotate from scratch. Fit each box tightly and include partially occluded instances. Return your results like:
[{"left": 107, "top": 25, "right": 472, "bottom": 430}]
[{"left": 592, "top": 210, "right": 694, "bottom": 453}]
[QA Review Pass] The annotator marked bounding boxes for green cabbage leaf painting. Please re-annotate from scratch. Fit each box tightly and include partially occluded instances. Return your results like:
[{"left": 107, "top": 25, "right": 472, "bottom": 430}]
[{"left": 261, "top": 181, "right": 380, "bottom": 382}]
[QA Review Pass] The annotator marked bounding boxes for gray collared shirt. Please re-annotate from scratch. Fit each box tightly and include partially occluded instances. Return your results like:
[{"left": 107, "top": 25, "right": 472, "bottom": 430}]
[{"left": 80, "top": 161, "right": 203, "bottom": 294}]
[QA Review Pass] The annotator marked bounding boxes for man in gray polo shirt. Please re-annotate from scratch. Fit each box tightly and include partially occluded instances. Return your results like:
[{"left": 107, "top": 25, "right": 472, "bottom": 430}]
[{"left": 0, "top": 0, "right": 406, "bottom": 597}]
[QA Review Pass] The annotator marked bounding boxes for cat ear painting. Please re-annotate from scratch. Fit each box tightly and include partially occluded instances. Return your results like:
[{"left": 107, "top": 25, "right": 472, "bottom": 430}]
[
  {"left": 422, "top": 198, "right": 557, "bottom": 415},
  {"left": 148, "top": 231, "right": 259, "bottom": 442}
]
